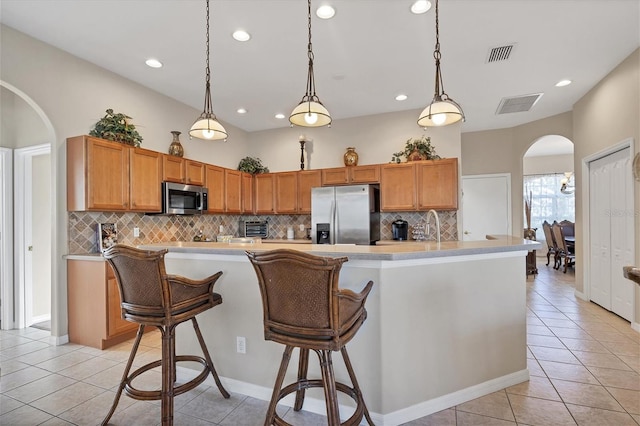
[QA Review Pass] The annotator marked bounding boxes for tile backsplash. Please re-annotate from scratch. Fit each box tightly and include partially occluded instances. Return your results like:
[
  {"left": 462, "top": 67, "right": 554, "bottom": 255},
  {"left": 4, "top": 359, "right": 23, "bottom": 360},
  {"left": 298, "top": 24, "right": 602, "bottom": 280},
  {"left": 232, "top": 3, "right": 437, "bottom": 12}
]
[{"left": 68, "top": 211, "right": 457, "bottom": 254}]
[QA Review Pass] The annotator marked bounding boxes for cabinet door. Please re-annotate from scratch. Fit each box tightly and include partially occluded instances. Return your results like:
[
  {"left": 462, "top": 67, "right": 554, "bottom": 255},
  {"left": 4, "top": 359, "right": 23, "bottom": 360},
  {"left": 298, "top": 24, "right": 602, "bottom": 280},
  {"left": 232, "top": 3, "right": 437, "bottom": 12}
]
[
  {"left": 275, "top": 172, "right": 298, "bottom": 214},
  {"left": 186, "top": 160, "right": 206, "bottom": 186},
  {"left": 241, "top": 172, "right": 254, "bottom": 214},
  {"left": 254, "top": 173, "right": 275, "bottom": 214},
  {"left": 322, "top": 167, "right": 349, "bottom": 185},
  {"left": 225, "top": 169, "right": 242, "bottom": 213},
  {"left": 205, "top": 165, "right": 225, "bottom": 213},
  {"left": 298, "top": 170, "right": 321, "bottom": 213},
  {"left": 129, "top": 148, "right": 162, "bottom": 212},
  {"left": 416, "top": 158, "right": 459, "bottom": 210},
  {"left": 349, "top": 165, "right": 380, "bottom": 183},
  {"left": 106, "top": 264, "right": 137, "bottom": 338},
  {"left": 86, "top": 137, "right": 130, "bottom": 210},
  {"left": 380, "top": 163, "right": 416, "bottom": 211},
  {"left": 163, "top": 155, "right": 185, "bottom": 183}
]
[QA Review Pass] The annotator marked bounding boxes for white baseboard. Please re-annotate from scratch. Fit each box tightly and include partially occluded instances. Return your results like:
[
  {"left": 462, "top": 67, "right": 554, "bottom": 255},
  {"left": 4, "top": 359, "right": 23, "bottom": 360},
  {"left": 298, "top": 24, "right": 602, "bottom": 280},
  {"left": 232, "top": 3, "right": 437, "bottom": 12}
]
[
  {"left": 631, "top": 322, "right": 640, "bottom": 333},
  {"left": 177, "top": 366, "right": 529, "bottom": 426},
  {"left": 52, "top": 334, "right": 69, "bottom": 346},
  {"left": 574, "top": 289, "right": 588, "bottom": 301}
]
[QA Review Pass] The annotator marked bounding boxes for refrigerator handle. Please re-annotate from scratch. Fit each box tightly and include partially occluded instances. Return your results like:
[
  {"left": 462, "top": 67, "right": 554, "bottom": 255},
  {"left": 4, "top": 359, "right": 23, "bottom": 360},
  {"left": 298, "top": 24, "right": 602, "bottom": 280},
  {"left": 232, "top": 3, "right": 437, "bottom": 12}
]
[{"left": 331, "top": 199, "right": 336, "bottom": 244}]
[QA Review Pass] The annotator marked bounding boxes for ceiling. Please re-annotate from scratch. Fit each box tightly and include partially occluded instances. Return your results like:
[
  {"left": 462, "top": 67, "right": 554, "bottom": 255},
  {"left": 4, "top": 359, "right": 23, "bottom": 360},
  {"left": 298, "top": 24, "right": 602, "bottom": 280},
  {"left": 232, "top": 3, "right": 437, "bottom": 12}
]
[{"left": 1, "top": 0, "right": 639, "bottom": 135}]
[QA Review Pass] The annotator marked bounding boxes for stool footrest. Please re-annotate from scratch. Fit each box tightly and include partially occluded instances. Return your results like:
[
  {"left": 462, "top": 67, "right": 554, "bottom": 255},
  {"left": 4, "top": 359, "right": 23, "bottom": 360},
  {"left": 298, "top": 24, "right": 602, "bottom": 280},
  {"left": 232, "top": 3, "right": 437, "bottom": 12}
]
[
  {"left": 272, "top": 379, "right": 365, "bottom": 426},
  {"left": 124, "top": 355, "right": 210, "bottom": 401}
]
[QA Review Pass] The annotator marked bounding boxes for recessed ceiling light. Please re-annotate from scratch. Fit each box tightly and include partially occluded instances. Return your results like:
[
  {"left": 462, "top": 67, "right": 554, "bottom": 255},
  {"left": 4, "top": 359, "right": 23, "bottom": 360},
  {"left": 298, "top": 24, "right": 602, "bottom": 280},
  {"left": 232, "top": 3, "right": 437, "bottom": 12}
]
[
  {"left": 232, "top": 30, "right": 251, "bottom": 42},
  {"left": 145, "top": 58, "right": 163, "bottom": 68},
  {"left": 395, "top": 94, "right": 408, "bottom": 101},
  {"left": 316, "top": 5, "right": 336, "bottom": 19},
  {"left": 411, "top": 0, "right": 432, "bottom": 14},
  {"left": 275, "top": 113, "right": 285, "bottom": 119},
  {"left": 237, "top": 108, "right": 247, "bottom": 114},
  {"left": 555, "top": 79, "right": 572, "bottom": 87}
]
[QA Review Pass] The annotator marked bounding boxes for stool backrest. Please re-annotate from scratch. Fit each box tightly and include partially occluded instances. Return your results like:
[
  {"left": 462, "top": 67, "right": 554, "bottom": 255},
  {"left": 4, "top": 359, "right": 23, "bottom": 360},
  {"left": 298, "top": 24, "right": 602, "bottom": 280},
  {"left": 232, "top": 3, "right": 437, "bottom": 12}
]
[
  {"left": 103, "top": 244, "right": 169, "bottom": 318},
  {"left": 246, "top": 249, "right": 349, "bottom": 341}
]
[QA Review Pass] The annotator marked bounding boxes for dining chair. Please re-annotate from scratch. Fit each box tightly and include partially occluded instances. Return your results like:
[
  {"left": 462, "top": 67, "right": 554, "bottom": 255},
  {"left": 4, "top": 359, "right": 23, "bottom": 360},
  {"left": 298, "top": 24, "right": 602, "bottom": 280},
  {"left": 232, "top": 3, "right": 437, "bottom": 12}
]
[
  {"left": 552, "top": 223, "right": 575, "bottom": 273},
  {"left": 541, "top": 221, "right": 558, "bottom": 268}
]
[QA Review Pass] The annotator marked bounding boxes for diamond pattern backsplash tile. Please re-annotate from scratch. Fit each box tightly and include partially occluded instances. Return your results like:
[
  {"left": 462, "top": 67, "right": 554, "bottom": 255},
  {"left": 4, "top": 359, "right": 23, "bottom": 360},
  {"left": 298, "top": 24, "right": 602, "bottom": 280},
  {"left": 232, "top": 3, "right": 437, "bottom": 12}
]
[{"left": 68, "top": 210, "right": 457, "bottom": 254}]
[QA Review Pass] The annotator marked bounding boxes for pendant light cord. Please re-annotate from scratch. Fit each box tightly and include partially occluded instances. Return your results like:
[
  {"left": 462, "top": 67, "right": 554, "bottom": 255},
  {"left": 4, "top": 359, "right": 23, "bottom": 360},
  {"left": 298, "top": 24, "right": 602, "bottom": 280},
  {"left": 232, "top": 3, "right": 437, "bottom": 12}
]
[
  {"left": 306, "top": 0, "right": 317, "bottom": 100},
  {"left": 203, "top": 0, "right": 212, "bottom": 115}
]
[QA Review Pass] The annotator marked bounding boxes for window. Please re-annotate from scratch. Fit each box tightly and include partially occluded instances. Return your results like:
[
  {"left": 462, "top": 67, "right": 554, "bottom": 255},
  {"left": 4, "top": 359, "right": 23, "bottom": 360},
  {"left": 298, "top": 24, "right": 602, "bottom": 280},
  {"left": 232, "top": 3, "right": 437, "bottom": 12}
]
[{"left": 524, "top": 173, "right": 575, "bottom": 240}]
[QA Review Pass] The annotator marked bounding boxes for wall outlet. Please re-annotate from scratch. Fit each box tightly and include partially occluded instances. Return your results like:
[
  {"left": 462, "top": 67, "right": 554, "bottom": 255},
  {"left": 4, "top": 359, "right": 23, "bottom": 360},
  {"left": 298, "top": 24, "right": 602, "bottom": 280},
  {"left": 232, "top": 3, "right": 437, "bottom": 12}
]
[
  {"left": 133, "top": 227, "right": 140, "bottom": 238},
  {"left": 299, "top": 224, "right": 305, "bottom": 231},
  {"left": 236, "top": 336, "right": 246, "bottom": 354}
]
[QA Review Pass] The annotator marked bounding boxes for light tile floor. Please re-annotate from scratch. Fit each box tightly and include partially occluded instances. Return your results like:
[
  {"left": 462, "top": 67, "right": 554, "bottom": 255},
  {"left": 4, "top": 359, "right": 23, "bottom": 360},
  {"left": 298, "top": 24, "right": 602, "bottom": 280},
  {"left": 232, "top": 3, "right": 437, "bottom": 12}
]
[{"left": 1, "top": 261, "right": 638, "bottom": 425}]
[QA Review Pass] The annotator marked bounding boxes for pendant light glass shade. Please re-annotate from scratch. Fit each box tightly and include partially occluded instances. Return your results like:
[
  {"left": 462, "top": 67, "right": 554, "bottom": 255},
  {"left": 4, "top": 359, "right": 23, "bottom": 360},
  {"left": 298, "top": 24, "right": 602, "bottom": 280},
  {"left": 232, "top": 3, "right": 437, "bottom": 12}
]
[
  {"left": 190, "top": 0, "right": 227, "bottom": 141},
  {"left": 418, "top": 0, "right": 464, "bottom": 128},
  {"left": 290, "top": 99, "right": 331, "bottom": 127},
  {"left": 290, "top": 0, "right": 331, "bottom": 128}
]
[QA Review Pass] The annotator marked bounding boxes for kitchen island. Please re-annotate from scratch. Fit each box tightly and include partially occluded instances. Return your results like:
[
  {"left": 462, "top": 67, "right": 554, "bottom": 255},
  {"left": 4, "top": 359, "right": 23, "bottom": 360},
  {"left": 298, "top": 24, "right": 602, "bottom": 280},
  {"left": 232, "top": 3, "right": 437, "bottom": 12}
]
[{"left": 139, "top": 237, "right": 539, "bottom": 426}]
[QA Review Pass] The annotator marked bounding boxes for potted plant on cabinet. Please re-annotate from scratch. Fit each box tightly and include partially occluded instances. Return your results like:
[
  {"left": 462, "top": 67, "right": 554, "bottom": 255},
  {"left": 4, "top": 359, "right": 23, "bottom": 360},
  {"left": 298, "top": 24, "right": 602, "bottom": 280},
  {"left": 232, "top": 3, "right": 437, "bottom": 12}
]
[
  {"left": 237, "top": 157, "right": 269, "bottom": 174},
  {"left": 89, "top": 109, "right": 143, "bottom": 147},
  {"left": 391, "top": 135, "right": 440, "bottom": 163}
]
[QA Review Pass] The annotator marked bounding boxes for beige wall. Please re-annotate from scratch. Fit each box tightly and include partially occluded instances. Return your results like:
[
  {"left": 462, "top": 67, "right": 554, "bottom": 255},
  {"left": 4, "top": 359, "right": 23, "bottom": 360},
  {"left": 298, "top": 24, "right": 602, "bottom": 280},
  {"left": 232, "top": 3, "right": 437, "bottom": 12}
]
[
  {"left": 461, "top": 111, "right": 573, "bottom": 236},
  {"left": 523, "top": 154, "right": 573, "bottom": 175},
  {"left": 573, "top": 48, "right": 640, "bottom": 318},
  {"left": 0, "top": 87, "right": 49, "bottom": 149}
]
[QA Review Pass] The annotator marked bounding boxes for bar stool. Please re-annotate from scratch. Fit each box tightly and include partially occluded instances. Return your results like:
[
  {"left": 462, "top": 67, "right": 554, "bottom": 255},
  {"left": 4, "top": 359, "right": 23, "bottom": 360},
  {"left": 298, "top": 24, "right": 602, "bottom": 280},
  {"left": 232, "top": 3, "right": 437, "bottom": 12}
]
[
  {"left": 101, "top": 244, "right": 229, "bottom": 426},
  {"left": 246, "top": 249, "right": 374, "bottom": 426}
]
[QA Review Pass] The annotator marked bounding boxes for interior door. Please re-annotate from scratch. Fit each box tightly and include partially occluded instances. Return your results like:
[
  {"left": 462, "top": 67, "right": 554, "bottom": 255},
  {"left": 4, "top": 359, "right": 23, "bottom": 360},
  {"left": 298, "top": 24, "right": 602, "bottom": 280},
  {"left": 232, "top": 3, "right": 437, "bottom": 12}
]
[
  {"left": 589, "top": 147, "right": 634, "bottom": 321},
  {"left": 461, "top": 174, "right": 511, "bottom": 241}
]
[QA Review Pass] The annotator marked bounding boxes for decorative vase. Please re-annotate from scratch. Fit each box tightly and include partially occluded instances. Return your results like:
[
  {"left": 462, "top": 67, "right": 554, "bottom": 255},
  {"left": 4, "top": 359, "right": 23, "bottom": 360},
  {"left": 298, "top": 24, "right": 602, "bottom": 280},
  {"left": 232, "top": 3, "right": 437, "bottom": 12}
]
[
  {"left": 343, "top": 147, "right": 359, "bottom": 166},
  {"left": 168, "top": 131, "right": 184, "bottom": 157}
]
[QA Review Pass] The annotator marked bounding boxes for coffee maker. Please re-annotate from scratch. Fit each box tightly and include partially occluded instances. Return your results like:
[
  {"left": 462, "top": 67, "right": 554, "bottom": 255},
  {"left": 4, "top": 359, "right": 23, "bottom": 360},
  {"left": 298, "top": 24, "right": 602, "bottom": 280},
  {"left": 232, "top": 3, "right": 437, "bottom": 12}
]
[{"left": 392, "top": 219, "right": 408, "bottom": 240}]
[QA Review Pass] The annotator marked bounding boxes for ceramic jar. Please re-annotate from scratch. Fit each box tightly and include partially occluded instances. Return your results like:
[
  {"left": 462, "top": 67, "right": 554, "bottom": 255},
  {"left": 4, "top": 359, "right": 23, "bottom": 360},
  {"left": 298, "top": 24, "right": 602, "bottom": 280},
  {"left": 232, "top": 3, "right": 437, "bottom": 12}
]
[
  {"left": 168, "top": 131, "right": 184, "bottom": 157},
  {"left": 343, "top": 147, "right": 358, "bottom": 166}
]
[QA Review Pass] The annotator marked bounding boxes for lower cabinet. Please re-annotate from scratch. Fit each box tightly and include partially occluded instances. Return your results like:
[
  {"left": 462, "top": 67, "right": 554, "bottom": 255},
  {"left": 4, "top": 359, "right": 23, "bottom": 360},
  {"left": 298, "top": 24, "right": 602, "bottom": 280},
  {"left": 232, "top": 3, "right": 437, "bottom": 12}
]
[{"left": 67, "top": 259, "right": 138, "bottom": 349}]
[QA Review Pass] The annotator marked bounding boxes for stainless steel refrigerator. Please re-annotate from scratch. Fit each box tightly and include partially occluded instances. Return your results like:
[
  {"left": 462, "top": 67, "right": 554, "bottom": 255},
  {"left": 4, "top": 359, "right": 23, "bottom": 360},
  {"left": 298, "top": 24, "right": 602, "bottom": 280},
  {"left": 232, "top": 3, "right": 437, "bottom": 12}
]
[{"left": 311, "top": 184, "right": 380, "bottom": 245}]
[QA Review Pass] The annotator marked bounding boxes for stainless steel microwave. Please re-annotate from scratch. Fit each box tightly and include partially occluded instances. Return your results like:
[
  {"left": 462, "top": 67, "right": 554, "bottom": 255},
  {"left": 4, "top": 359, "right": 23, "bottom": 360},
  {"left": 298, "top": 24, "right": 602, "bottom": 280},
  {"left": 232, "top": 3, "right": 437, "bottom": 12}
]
[{"left": 161, "top": 182, "right": 208, "bottom": 215}]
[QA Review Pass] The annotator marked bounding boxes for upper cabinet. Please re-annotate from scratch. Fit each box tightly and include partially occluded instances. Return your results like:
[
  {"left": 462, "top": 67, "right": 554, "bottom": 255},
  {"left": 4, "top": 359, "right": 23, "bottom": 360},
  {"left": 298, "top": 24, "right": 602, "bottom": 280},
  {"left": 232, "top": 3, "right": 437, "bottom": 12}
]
[
  {"left": 162, "top": 155, "right": 185, "bottom": 183},
  {"left": 185, "top": 160, "right": 206, "bottom": 186},
  {"left": 321, "top": 165, "right": 380, "bottom": 186},
  {"left": 241, "top": 172, "right": 254, "bottom": 214},
  {"left": 380, "top": 159, "right": 458, "bottom": 212},
  {"left": 416, "top": 158, "right": 458, "bottom": 210},
  {"left": 205, "top": 164, "right": 225, "bottom": 213},
  {"left": 254, "top": 173, "right": 275, "bottom": 214},
  {"left": 297, "top": 170, "right": 322, "bottom": 214},
  {"left": 275, "top": 172, "right": 298, "bottom": 214},
  {"left": 67, "top": 136, "right": 161, "bottom": 212},
  {"left": 224, "top": 169, "right": 243, "bottom": 214}
]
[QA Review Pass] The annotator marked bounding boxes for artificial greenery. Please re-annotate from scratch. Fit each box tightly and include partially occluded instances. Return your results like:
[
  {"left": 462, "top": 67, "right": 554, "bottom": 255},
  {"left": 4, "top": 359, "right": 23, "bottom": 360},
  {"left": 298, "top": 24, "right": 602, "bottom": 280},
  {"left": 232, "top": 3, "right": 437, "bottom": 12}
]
[
  {"left": 89, "top": 109, "right": 143, "bottom": 147},
  {"left": 237, "top": 156, "right": 269, "bottom": 174},
  {"left": 391, "top": 135, "right": 440, "bottom": 163}
]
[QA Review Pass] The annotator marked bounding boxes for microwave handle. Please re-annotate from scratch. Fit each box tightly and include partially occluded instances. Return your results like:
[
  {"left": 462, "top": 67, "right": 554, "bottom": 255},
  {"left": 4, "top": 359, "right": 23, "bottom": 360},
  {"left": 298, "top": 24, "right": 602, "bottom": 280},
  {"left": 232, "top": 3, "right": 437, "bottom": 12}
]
[{"left": 198, "top": 192, "right": 208, "bottom": 211}]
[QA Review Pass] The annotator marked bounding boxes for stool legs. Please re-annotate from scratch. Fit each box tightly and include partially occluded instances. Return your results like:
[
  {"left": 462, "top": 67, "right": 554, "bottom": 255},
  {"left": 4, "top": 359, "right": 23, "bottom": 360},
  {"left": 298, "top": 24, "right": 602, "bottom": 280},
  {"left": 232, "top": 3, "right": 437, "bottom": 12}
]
[
  {"left": 294, "top": 348, "right": 309, "bottom": 411},
  {"left": 161, "top": 325, "right": 176, "bottom": 426},
  {"left": 101, "top": 325, "right": 146, "bottom": 426},
  {"left": 317, "top": 350, "right": 340, "bottom": 425},
  {"left": 192, "top": 317, "right": 230, "bottom": 398},
  {"left": 341, "top": 347, "right": 374, "bottom": 425},
  {"left": 265, "top": 345, "right": 294, "bottom": 426}
]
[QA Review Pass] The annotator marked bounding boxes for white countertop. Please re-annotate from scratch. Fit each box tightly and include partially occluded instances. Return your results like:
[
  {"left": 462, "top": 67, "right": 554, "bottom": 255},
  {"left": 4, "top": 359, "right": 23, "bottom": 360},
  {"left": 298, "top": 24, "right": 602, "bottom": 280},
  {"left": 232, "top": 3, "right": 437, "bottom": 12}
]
[{"left": 138, "top": 236, "right": 540, "bottom": 261}]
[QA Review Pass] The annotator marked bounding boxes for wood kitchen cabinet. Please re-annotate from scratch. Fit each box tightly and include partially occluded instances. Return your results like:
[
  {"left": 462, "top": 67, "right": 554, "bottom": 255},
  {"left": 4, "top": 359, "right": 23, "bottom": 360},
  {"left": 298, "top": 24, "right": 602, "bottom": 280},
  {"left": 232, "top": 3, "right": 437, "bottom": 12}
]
[
  {"left": 67, "top": 136, "right": 161, "bottom": 212},
  {"left": 380, "top": 163, "right": 417, "bottom": 211},
  {"left": 225, "top": 169, "right": 242, "bottom": 213},
  {"left": 162, "top": 155, "right": 186, "bottom": 183},
  {"left": 380, "top": 159, "right": 459, "bottom": 212},
  {"left": 67, "top": 259, "right": 138, "bottom": 349},
  {"left": 241, "top": 172, "right": 254, "bottom": 214},
  {"left": 416, "top": 158, "right": 459, "bottom": 210},
  {"left": 297, "top": 170, "right": 322, "bottom": 213},
  {"left": 275, "top": 172, "right": 298, "bottom": 214},
  {"left": 254, "top": 173, "right": 275, "bottom": 214},
  {"left": 186, "top": 160, "right": 206, "bottom": 186},
  {"left": 321, "top": 164, "right": 380, "bottom": 186},
  {"left": 205, "top": 164, "right": 225, "bottom": 213},
  {"left": 129, "top": 148, "right": 162, "bottom": 212}
]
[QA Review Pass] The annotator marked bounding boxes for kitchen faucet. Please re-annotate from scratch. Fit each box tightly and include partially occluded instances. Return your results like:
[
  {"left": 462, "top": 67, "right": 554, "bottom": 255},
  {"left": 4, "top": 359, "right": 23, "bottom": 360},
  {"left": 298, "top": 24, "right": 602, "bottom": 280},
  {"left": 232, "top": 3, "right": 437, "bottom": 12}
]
[{"left": 426, "top": 209, "right": 441, "bottom": 244}]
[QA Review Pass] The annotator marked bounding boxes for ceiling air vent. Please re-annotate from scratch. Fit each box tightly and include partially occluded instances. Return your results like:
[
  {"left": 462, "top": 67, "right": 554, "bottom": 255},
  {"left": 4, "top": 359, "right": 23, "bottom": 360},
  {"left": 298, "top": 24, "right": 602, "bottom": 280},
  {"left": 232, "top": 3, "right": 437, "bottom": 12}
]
[
  {"left": 496, "top": 93, "right": 543, "bottom": 115},
  {"left": 486, "top": 44, "right": 516, "bottom": 63}
]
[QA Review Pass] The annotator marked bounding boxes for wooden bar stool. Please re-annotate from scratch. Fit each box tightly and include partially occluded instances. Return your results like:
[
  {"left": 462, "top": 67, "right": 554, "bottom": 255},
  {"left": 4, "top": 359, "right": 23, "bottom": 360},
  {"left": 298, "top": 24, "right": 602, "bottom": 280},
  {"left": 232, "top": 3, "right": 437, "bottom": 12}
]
[
  {"left": 101, "top": 244, "right": 229, "bottom": 426},
  {"left": 246, "top": 249, "right": 374, "bottom": 426}
]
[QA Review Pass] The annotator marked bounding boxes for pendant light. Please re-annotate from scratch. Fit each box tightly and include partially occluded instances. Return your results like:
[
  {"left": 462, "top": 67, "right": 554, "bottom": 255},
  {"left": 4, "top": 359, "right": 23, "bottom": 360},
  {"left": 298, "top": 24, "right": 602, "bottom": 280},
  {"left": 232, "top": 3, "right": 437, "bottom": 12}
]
[
  {"left": 190, "top": 0, "right": 227, "bottom": 141},
  {"left": 289, "top": 0, "right": 331, "bottom": 128},
  {"left": 418, "top": 0, "right": 464, "bottom": 127}
]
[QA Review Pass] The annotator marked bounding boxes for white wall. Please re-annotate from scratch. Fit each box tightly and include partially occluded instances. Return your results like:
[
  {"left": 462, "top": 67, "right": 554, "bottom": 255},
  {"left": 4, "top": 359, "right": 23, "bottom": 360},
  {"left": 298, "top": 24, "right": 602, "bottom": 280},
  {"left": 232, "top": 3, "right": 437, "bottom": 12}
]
[{"left": 32, "top": 153, "right": 51, "bottom": 320}]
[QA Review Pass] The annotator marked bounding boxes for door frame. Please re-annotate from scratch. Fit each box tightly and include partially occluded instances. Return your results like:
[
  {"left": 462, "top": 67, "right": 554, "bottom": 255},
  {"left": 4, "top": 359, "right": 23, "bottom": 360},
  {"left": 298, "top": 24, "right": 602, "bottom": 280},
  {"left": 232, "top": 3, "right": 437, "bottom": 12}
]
[
  {"left": 461, "top": 173, "right": 512, "bottom": 241},
  {"left": 580, "top": 138, "right": 635, "bottom": 318},
  {"left": 0, "top": 148, "right": 13, "bottom": 330},
  {"left": 14, "top": 143, "right": 51, "bottom": 329}
]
